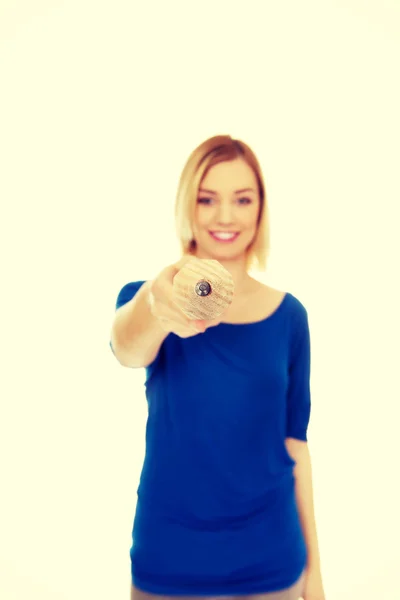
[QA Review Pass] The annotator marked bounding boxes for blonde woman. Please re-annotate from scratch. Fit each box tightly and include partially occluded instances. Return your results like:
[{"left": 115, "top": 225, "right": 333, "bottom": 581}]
[{"left": 110, "top": 135, "right": 325, "bottom": 600}]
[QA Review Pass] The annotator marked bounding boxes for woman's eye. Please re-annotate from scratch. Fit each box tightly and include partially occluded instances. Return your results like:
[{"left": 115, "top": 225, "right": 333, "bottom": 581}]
[{"left": 197, "top": 197, "right": 252, "bottom": 205}]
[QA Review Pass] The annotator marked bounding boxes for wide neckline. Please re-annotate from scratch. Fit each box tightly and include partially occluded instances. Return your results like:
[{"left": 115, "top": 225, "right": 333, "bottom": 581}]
[{"left": 218, "top": 292, "right": 290, "bottom": 327}]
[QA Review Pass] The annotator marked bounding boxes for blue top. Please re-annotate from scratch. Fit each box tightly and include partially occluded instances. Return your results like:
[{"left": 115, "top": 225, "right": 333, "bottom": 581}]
[{"left": 111, "top": 280, "right": 312, "bottom": 596}]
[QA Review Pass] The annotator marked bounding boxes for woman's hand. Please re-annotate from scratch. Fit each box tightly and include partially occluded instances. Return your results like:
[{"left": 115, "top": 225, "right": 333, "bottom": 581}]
[{"left": 149, "top": 256, "right": 222, "bottom": 338}]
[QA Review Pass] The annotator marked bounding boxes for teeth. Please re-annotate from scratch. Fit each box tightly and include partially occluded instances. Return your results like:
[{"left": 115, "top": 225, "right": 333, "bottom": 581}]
[{"left": 212, "top": 232, "right": 237, "bottom": 239}]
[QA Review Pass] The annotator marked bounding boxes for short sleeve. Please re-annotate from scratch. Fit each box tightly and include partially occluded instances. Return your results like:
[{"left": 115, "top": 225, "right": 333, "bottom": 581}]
[
  {"left": 286, "top": 305, "right": 312, "bottom": 441},
  {"left": 109, "top": 281, "right": 146, "bottom": 355}
]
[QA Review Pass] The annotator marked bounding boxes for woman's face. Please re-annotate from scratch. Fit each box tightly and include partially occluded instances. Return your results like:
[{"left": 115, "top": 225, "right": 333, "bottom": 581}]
[{"left": 192, "top": 158, "right": 261, "bottom": 263}]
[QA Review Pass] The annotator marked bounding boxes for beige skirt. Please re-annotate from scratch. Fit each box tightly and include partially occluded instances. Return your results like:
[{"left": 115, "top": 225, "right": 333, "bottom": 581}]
[{"left": 131, "top": 569, "right": 306, "bottom": 600}]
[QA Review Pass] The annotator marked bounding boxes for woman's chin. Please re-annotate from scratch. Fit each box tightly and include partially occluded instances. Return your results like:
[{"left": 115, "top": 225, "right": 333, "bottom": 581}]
[{"left": 197, "top": 244, "right": 247, "bottom": 262}]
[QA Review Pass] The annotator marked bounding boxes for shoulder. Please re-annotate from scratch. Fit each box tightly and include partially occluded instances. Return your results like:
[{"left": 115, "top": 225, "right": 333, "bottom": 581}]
[
  {"left": 252, "top": 280, "right": 306, "bottom": 313},
  {"left": 286, "top": 290, "right": 308, "bottom": 316},
  {"left": 283, "top": 291, "right": 310, "bottom": 348},
  {"left": 115, "top": 280, "right": 147, "bottom": 311},
  {"left": 253, "top": 281, "right": 309, "bottom": 329},
  {"left": 118, "top": 280, "right": 147, "bottom": 295}
]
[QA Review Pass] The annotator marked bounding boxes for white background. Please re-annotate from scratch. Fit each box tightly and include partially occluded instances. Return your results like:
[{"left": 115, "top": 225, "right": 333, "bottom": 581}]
[{"left": 1, "top": 1, "right": 399, "bottom": 598}]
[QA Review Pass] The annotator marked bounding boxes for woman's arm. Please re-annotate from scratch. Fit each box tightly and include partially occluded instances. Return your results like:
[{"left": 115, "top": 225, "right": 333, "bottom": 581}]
[
  {"left": 285, "top": 438, "right": 322, "bottom": 570},
  {"left": 111, "top": 281, "right": 168, "bottom": 368}
]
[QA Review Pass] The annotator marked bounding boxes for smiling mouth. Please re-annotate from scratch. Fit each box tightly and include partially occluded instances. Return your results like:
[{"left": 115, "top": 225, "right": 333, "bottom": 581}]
[{"left": 209, "top": 231, "right": 240, "bottom": 243}]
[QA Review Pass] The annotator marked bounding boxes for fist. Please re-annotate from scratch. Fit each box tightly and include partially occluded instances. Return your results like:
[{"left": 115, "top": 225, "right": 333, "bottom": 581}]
[
  {"left": 148, "top": 255, "right": 231, "bottom": 338},
  {"left": 172, "top": 256, "right": 234, "bottom": 321}
]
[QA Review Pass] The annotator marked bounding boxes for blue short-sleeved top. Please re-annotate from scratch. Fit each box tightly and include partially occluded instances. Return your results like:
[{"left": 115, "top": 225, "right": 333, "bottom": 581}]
[{"left": 111, "top": 281, "right": 312, "bottom": 596}]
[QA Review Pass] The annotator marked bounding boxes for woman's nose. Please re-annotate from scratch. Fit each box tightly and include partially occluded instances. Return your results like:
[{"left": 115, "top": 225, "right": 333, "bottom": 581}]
[{"left": 216, "top": 204, "right": 234, "bottom": 225}]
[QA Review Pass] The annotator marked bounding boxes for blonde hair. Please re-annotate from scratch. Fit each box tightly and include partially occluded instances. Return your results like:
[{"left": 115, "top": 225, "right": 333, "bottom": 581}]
[{"left": 174, "top": 134, "right": 270, "bottom": 272}]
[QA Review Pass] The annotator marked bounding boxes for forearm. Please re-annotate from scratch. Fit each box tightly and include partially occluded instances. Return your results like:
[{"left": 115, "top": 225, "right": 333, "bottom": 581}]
[
  {"left": 290, "top": 442, "right": 322, "bottom": 570},
  {"left": 110, "top": 281, "right": 168, "bottom": 368}
]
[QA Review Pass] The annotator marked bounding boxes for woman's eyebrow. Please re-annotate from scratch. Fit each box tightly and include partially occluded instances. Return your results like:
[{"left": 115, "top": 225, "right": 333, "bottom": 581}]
[{"left": 198, "top": 187, "right": 256, "bottom": 194}]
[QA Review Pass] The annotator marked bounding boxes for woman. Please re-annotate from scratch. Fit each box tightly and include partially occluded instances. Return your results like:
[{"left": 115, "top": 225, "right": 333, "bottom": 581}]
[{"left": 110, "top": 135, "right": 325, "bottom": 600}]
